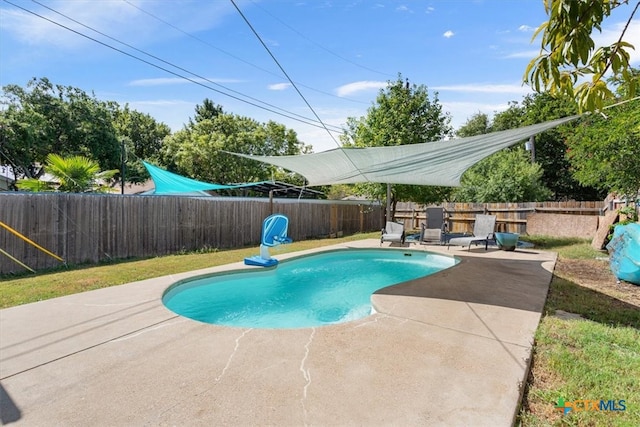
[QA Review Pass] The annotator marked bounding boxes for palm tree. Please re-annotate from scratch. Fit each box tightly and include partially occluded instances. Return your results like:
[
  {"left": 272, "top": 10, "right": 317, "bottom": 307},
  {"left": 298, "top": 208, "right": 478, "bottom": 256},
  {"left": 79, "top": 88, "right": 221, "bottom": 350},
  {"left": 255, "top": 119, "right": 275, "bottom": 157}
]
[{"left": 16, "top": 154, "right": 118, "bottom": 193}]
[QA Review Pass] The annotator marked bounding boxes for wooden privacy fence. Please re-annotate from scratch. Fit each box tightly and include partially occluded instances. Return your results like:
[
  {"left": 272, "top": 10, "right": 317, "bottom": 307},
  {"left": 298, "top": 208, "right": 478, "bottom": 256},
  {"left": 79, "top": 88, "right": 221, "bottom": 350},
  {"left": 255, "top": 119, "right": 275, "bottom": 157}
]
[
  {"left": 0, "top": 193, "right": 383, "bottom": 274},
  {"left": 394, "top": 201, "right": 605, "bottom": 234}
]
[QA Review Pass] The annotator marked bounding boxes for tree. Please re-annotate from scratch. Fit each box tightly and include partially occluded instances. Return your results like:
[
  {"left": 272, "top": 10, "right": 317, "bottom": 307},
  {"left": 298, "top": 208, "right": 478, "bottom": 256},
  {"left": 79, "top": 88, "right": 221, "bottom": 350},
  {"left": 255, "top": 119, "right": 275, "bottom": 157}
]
[
  {"left": 341, "top": 75, "right": 453, "bottom": 217},
  {"left": 524, "top": 0, "right": 639, "bottom": 112},
  {"left": 113, "top": 106, "right": 171, "bottom": 183},
  {"left": 565, "top": 97, "right": 640, "bottom": 196},
  {"left": 190, "top": 98, "right": 224, "bottom": 124},
  {"left": 161, "top": 102, "right": 309, "bottom": 187},
  {"left": 455, "top": 112, "right": 491, "bottom": 137},
  {"left": 460, "top": 93, "right": 605, "bottom": 201},
  {"left": 0, "top": 78, "right": 120, "bottom": 179},
  {"left": 16, "top": 153, "right": 117, "bottom": 193},
  {"left": 513, "top": 93, "right": 606, "bottom": 200},
  {"left": 453, "top": 112, "right": 552, "bottom": 202},
  {"left": 453, "top": 148, "right": 552, "bottom": 202}
]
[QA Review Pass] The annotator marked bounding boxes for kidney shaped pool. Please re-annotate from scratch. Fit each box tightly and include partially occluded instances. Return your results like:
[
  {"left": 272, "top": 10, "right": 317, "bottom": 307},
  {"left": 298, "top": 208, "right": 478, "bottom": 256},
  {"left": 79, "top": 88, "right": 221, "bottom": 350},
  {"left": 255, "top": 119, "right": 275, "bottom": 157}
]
[{"left": 162, "top": 248, "right": 458, "bottom": 329}]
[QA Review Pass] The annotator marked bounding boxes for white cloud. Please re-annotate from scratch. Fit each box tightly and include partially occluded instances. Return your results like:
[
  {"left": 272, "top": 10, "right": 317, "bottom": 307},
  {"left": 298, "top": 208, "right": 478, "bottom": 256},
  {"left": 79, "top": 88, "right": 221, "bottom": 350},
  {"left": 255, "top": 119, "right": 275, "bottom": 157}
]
[
  {"left": 518, "top": 25, "right": 535, "bottom": 32},
  {"left": 507, "top": 20, "right": 639, "bottom": 64},
  {"left": 268, "top": 82, "right": 292, "bottom": 91},
  {"left": 124, "top": 99, "right": 196, "bottom": 130},
  {"left": 441, "top": 101, "right": 513, "bottom": 129},
  {"left": 594, "top": 20, "right": 640, "bottom": 64},
  {"left": 503, "top": 49, "right": 541, "bottom": 59},
  {"left": 0, "top": 0, "right": 235, "bottom": 50},
  {"left": 432, "top": 83, "right": 533, "bottom": 95},
  {"left": 396, "top": 5, "right": 411, "bottom": 13},
  {"left": 425, "top": 7, "right": 435, "bottom": 14},
  {"left": 336, "top": 81, "right": 387, "bottom": 97},
  {"left": 443, "top": 30, "right": 455, "bottom": 38}
]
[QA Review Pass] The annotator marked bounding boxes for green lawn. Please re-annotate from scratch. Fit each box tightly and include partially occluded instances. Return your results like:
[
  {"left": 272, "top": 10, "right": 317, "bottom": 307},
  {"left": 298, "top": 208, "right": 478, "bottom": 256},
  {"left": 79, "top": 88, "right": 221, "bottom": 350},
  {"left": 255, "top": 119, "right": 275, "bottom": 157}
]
[{"left": 0, "top": 232, "right": 379, "bottom": 308}]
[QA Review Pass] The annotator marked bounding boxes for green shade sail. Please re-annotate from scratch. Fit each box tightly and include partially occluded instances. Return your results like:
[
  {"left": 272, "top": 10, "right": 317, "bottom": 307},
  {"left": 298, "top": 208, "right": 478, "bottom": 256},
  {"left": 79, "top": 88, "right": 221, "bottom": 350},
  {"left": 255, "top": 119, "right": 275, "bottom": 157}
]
[{"left": 228, "top": 116, "right": 579, "bottom": 187}]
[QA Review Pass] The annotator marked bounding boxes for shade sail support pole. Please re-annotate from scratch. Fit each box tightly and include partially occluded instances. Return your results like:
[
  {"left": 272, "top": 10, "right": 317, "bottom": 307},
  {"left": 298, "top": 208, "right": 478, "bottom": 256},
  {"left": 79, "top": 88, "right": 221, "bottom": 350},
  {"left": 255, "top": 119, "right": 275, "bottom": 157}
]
[{"left": 386, "top": 183, "right": 392, "bottom": 222}]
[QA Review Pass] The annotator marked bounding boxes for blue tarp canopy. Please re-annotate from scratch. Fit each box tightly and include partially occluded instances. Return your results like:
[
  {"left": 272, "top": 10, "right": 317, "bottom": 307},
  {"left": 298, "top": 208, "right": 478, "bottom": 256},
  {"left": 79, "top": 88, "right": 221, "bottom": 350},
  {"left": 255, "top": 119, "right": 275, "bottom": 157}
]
[{"left": 142, "top": 161, "right": 258, "bottom": 195}]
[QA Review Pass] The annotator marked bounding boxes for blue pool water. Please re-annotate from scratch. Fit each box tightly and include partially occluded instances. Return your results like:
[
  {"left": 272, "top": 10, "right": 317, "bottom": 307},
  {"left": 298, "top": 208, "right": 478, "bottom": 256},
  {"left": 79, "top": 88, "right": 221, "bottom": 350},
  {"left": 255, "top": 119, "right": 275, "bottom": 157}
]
[{"left": 162, "top": 249, "right": 458, "bottom": 329}]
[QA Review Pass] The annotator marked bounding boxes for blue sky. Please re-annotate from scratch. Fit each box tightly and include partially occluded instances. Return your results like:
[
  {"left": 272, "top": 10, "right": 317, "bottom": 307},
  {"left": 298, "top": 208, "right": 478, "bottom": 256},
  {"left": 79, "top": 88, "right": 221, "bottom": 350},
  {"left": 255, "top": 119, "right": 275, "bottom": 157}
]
[{"left": 1, "top": 0, "right": 638, "bottom": 153}]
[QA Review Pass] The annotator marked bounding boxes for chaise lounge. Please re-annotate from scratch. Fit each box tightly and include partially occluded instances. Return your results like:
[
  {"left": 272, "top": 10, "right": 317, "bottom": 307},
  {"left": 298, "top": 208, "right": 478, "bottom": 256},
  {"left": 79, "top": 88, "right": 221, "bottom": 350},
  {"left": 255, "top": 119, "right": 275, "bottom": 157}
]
[
  {"left": 447, "top": 214, "right": 496, "bottom": 251},
  {"left": 420, "top": 206, "right": 448, "bottom": 245}
]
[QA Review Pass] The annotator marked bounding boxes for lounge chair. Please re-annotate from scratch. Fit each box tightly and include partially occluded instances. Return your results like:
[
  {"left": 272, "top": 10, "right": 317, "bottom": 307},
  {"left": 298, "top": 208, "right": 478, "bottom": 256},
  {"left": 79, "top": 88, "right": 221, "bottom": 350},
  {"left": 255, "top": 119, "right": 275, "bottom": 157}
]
[
  {"left": 420, "top": 207, "right": 448, "bottom": 245},
  {"left": 447, "top": 214, "right": 496, "bottom": 251},
  {"left": 381, "top": 221, "right": 406, "bottom": 246}
]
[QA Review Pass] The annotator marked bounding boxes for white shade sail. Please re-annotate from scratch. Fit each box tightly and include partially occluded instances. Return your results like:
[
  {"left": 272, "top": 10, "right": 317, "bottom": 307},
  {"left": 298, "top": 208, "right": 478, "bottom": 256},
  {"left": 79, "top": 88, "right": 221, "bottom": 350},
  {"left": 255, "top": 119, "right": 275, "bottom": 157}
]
[{"left": 229, "top": 115, "right": 579, "bottom": 187}]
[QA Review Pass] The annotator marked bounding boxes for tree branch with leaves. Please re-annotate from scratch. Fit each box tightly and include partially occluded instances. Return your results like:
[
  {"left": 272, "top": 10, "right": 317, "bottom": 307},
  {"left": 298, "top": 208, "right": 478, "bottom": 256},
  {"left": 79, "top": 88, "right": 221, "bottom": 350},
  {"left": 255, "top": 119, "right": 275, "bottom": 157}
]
[{"left": 524, "top": 0, "right": 639, "bottom": 112}]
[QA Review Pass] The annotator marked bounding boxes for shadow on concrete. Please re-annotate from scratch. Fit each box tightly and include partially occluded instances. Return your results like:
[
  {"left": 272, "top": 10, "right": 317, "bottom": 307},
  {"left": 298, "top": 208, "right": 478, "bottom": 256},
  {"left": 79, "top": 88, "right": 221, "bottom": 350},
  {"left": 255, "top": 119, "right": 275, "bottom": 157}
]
[
  {"left": 375, "top": 255, "right": 553, "bottom": 313},
  {"left": 0, "top": 382, "right": 21, "bottom": 424}
]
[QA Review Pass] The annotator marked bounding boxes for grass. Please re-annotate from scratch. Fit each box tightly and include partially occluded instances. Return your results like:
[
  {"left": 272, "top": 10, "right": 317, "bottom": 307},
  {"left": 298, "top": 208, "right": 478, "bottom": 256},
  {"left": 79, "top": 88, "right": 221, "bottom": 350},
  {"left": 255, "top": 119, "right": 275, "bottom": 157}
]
[
  {"left": 2, "top": 233, "right": 639, "bottom": 426},
  {"left": 517, "top": 236, "right": 640, "bottom": 427},
  {"left": 0, "top": 231, "right": 379, "bottom": 309},
  {"left": 520, "top": 235, "right": 605, "bottom": 259}
]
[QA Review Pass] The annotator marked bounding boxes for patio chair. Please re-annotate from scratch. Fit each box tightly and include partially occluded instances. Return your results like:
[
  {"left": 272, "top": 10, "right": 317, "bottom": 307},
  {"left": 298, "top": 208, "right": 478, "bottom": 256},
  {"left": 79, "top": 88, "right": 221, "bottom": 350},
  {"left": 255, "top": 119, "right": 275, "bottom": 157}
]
[
  {"left": 420, "top": 207, "right": 448, "bottom": 245},
  {"left": 447, "top": 214, "right": 496, "bottom": 251},
  {"left": 381, "top": 221, "right": 406, "bottom": 246}
]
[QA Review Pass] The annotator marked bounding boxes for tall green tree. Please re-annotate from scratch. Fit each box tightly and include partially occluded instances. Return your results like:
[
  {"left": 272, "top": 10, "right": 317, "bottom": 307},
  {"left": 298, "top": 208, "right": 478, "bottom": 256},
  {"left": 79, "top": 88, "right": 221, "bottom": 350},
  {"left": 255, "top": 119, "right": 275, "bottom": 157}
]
[
  {"left": 514, "top": 93, "right": 606, "bottom": 200},
  {"left": 0, "top": 78, "right": 120, "bottom": 179},
  {"left": 464, "top": 93, "right": 605, "bottom": 201},
  {"left": 455, "top": 112, "right": 491, "bottom": 137},
  {"left": 341, "top": 75, "right": 453, "bottom": 216},
  {"left": 453, "top": 113, "right": 552, "bottom": 202},
  {"left": 113, "top": 106, "right": 171, "bottom": 183},
  {"left": 454, "top": 149, "right": 552, "bottom": 202},
  {"left": 525, "top": 0, "right": 639, "bottom": 112},
  {"left": 190, "top": 98, "right": 224, "bottom": 124},
  {"left": 565, "top": 90, "right": 640, "bottom": 197},
  {"left": 161, "top": 101, "right": 309, "bottom": 187},
  {"left": 16, "top": 153, "right": 117, "bottom": 193}
]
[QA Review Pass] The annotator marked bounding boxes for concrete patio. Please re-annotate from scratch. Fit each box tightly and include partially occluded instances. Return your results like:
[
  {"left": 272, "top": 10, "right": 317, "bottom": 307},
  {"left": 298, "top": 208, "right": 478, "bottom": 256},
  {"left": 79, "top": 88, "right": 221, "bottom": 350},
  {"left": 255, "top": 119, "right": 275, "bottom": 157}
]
[{"left": 0, "top": 240, "right": 556, "bottom": 426}]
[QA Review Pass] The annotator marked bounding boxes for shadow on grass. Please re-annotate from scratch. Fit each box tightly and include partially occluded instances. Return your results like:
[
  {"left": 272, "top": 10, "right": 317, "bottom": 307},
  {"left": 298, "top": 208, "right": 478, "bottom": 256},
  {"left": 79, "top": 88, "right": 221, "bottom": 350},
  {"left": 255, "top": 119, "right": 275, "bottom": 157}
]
[
  {"left": 521, "top": 235, "right": 590, "bottom": 249},
  {"left": 544, "top": 275, "right": 640, "bottom": 329}
]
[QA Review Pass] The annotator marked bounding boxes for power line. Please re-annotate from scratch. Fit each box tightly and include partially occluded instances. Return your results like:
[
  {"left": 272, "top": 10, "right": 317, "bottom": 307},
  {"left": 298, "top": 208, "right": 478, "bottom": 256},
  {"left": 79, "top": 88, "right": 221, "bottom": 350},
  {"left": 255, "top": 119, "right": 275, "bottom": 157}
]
[
  {"left": 249, "top": 0, "right": 394, "bottom": 78},
  {"left": 27, "top": 0, "right": 344, "bottom": 133},
  {"left": 121, "top": 0, "right": 369, "bottom": 106},
  {"left": 3, "top": 0, "right": 344, "bottom": 133},
  {"left": 230, "top": 0, "right": 372, "bottom": 185},
  {"left": 230, "top": 0, "right": 342, "bottom": 149}
]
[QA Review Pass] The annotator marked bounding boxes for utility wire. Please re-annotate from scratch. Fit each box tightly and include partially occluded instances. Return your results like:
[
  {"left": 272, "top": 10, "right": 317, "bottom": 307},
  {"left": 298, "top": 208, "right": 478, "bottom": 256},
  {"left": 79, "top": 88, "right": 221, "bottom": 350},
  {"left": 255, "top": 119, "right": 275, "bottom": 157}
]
[
  {"left": 249, "top": 0, "right": 394, "bottom": 78},
  {"left": 230, "top": 0, "right": 343, "bottom": 149},
  {"left": 230, "top": 0, "right": 372, "bottom": 184},
  {"left": 3, "top": 0, "right": 343, "bottom": 133},
  {"left": 27, "top": 0, "right": 343, "bottom": 133},
  {"left": 121, "top": 0, "right": 369, "bottom": 106}
]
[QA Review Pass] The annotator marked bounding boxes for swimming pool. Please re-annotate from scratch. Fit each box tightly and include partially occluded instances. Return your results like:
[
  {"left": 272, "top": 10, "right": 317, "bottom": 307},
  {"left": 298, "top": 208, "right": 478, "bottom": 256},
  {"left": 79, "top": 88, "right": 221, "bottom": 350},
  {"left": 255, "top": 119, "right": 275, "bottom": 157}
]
[{"left": 162, "top": 248, "right": 458, "bottom": 329}]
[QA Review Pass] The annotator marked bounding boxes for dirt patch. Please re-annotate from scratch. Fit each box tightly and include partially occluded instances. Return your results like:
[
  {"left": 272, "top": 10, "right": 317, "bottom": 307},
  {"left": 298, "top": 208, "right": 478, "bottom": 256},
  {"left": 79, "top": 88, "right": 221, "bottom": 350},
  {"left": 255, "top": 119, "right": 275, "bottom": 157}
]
[{"left": 554, "top": 258, "right": 640, "bottom": 306}]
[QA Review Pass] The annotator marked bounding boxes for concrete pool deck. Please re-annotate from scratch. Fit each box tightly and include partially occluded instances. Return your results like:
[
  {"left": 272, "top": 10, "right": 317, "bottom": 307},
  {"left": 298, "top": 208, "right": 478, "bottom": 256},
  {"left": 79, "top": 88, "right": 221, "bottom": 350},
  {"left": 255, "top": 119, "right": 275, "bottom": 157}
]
[{"left": 0, "top": 239, "right": 556, "bottom": 426}]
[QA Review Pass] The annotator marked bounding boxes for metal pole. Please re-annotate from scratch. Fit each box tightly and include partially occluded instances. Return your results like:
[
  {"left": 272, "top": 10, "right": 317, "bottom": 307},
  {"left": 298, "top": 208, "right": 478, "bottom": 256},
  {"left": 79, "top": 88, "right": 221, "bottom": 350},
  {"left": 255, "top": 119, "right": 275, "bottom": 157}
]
[
  {"left": 528, "top": 136, "right": 536, "bottom": 163},
  {"left": 120, "top": 139, "right": 125, "bottom": 195},
  {"left": 386, "top": 183, "right": 392, "bottom": 221}
]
